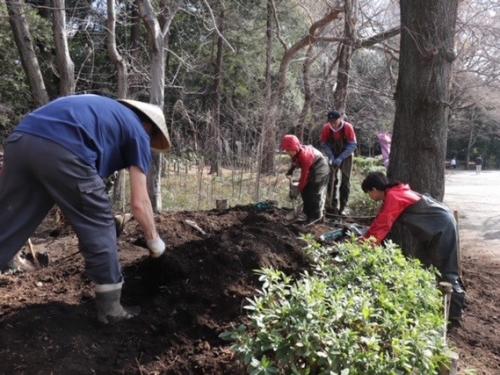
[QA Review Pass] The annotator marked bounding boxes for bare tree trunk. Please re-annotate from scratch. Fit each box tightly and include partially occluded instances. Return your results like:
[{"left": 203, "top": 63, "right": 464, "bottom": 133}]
[
  {"left": 208, "top": 4, "right": 224, "bottom": 176},
  {"left": 6, "top": 0, "right": 49, "bottom": 106},
  {"left": 255, "top": 0, "right": 275, "bottom": 197},
  {"left": 107, "top": 0, "right": 129, "bottom": 98},
  {"left": 139, "top": 0, "right": 180, "bottom": 212},
  {"left": 465, "top": 110, "right": 479, "bottom": 170},
  {"left": 107, "top": 0, "right": 130, "bottom": 210},
  {"left": 128, "top": 2, "right": 142, "bottom": 96},
  {"left": 296, "top": 44, "right": 316, "bottom": 141},
  {"left": 52, "top": 0, "right": 75, "bottom": 96},
  {"left": 149, "top": 32, "right": 166, "bottom": 212},
  {"left": 332, "top": 0, "right": 358, "bottom": 113},
  {"left": 388, "top": 0, "right": 458, "bottom": 200}
]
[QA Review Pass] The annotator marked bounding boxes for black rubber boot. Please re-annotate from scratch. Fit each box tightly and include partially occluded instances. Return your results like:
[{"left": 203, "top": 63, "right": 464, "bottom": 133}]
[{"left": 95, "top": 286, "right": 140, "bottom": 324}]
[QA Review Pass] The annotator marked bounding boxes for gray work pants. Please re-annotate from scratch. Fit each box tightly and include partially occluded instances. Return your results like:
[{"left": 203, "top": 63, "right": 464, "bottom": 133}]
[
  {"left": 301, "top": 157, "right": 330, "bottom": 221},
  {"left": 326, "top": 155, "right": 353, "bottom": 213},
  {"left": 0, "top": 133, "right": 122, "bottom": 284}
]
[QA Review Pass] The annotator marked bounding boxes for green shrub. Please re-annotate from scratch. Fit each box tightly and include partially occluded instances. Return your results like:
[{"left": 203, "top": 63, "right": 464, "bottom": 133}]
[
  {"left": 347, "top": 156, "right": 386, "bottom": 216},
  {"left": 347, "top": 180, "right": 380, "bottom": 217},
  {"left": 353, "top": 156, "right": 386, "bottom": 176},
  {"left": 222, "top": 238, "right": 448, "bottom": 375}
]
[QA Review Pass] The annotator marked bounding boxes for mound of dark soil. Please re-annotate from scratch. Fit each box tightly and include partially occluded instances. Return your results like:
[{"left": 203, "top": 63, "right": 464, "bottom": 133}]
[{"left": 0, "top": 205, "right": 310, "bottom": 374}]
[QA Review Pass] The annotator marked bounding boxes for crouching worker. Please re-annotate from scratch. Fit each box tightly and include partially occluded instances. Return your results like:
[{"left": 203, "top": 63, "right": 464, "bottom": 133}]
[
  {"left": 0, "top": 94, "right": 171, "bottom": 323},
  {"left": 281, "top": 135, "right": 329, "bottom": 224},
  {"left": 361, "top": 172, "right": 465, "bottom": 323}
]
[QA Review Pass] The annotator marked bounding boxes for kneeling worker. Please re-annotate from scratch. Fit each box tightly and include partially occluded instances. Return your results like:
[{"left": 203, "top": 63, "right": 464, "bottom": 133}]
[
  {"left": 281, "top": 135, "right": 329, "bottom": 224},
  {"left": 0, "top": 94, "right": 170, "bottom": 323},
  {"left": 361, "top": 172, "right": 465, "bottom": 323}
]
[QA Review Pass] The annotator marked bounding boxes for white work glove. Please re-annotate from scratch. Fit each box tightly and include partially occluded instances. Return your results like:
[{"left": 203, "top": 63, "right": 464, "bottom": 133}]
[{"left": 146, "top": 237, "right": 166, "bottom": 258}]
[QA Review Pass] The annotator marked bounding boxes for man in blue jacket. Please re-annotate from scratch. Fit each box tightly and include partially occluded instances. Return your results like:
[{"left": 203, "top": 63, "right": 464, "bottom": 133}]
[{"left": 0, "top": 94, "right": 170, "bottom": 323}]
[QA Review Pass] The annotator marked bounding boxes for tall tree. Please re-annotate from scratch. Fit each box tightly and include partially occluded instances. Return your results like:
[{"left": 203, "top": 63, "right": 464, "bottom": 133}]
[
  {"left": 6, "top": 0, "right": 49, "bottom": 106},
  {"left": 52, "top": 0, "right": 75, "bottom": 95},
  {"left": 388, "top": 0, "right": 459, "bottom": 200},
  {"left": 138, "top": 0, "right": 181, "bottom": 212},
  {"left": 332, "top": 0, "right": 358, "bottom": 113},
  {"left": 107, "top": 0, "right": 129, "bottom": 98},
  {"left": 296, "top": 44, "right": 318, "bottom": 140},
  {"left": 107, "top": 0, "right": 130, "bottom": 210},
  {"left": 208, "top": 1, "right": 225, "bottom": 176}
]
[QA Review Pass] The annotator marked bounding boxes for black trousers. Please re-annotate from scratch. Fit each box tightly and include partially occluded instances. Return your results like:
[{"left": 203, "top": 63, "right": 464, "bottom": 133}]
[
  {"left": 389, "top": 196, "right": 465, "bottom": 320},
  {"left": 0, "top": 133, "right": 122, "bottom": 284},
  {"left": 301, "top": 157, "right": 330, "bottom": 221}
]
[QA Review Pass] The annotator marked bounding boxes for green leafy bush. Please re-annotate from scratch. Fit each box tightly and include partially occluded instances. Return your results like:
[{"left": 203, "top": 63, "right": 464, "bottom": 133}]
[
  {"left": 347, "top": 156, "right": 386, "bottom": 216},
  {"left": 347, "top": 181, "right": 380, "bottom": 217},
  {"left": 353, "top": 156, "right": 386, "bottom": 176},
  {"left": 222, "top": 238, "right": 448, "bottom": 374}
]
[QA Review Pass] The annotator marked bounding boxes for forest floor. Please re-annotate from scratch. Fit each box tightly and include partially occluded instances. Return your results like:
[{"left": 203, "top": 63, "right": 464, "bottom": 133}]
[{"left": 0, "top": 170, "right": 498, "bottom": 374}]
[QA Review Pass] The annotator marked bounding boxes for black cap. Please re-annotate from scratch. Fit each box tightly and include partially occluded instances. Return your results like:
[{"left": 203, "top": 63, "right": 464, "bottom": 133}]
[{"left": 327, "top": 110, "right": 341, "bottom": 120}]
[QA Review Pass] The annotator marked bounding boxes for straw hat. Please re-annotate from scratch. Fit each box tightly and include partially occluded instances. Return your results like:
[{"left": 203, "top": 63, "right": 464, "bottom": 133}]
[{"left": 117, "top": 99, "right": 171, "bottom": 152}]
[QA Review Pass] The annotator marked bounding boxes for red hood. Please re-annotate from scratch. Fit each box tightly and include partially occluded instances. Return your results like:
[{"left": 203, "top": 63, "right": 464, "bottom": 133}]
[{"left": 281, "top": 135, "right": 301, "bottom": 153}]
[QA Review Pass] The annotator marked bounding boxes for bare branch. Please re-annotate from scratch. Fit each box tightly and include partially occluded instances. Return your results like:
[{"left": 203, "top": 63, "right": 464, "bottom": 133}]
[
  {"left": 270, "top": 0, "right": 288, "bottom": 51},
  {"left": 202, "top": 0, "right": 235, "bottom": 53}
]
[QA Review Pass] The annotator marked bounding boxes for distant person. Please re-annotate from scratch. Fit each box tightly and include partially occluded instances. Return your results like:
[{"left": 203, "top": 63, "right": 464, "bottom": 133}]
[
  {"left": 377, "top": 132, "right": 391, "bottom": 169},
  {"left": 281, "top": 135, "right": 329, "bottom": 224},
  {"left": 361, "top": 172, "right": 465, "bottom": 323},
  {"left": 0, "top": 94, "right": 171, "bottom": 323},
  {"left": 475, "top": 155, "right": 483, "bottom": 174},
  {"left": 320, "top": 110, "right": 357, "bottom": 215},
  {"left": 450, "top": 157, "right": 457, "bottom": 169}
]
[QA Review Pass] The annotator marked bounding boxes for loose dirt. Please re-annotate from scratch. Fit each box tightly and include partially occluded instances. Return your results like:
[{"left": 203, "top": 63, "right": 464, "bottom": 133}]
[
  {"left": 0, "top": 205, "right": 312, "bottom": 374},
  {"left": 0, "top": 170, "right": 498, "bottom": 374},
  {"left": 444, "top": 171, "right": 500, "bottom": 375}
]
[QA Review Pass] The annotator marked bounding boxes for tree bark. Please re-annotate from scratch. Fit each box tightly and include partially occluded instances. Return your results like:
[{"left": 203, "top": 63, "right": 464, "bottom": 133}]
[
  {"left": 139, "top": 0, "right": 180, "bottom": 212},
  {"left": 296, "top": 44, "right": 316, "bottom": 141},
  {"left": 107, "top": 0, "right": 129, "bottom": 98},
  {"left": 388, "top": 0, "right": 459, "bottom": 200},
  {"left": 6, "top": 0, "right": 49, "bottom": 107},
  {"left": 255, "top": 0, "right": 275, "bottom": 198},
  {"left": 333, "top": 0, "right": 358, "bottom": 113},
  {"left": 52, "top": 0, "right": 75, "bottom": 96},
  {"left": 107, "top": 0, "right": 130, "bottom": 210},
  {"left": 208, "top": 4, "right": 224, "bottom": 176}
]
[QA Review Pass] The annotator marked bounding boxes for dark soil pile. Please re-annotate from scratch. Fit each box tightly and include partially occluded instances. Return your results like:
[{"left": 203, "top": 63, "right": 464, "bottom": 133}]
[
  {"left": 0, "top": 205, "right": 310, "bottom": 374},
  {"left": 449, "top": 255, "right": 500, "bottom": 374}
]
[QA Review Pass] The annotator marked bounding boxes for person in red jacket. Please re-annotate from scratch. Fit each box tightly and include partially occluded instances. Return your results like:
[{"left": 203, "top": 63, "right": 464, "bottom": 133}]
[
  {"left": 361, "top": 172, "right": 465, "bottom": 323},
  {"left": 320, "top": 111, "right": 357, "bottom": 215},
  {"left": 281, "top": 135, "right": 329, "bottom": 224}
]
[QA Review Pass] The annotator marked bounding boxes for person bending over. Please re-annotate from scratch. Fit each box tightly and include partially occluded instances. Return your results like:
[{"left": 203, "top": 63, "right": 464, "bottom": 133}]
[
  {"left": 361, "top": 172, "right": 465, "bottom": 323},
  {"left": 281, "top": 134, "right": 329, "bottom": 224},
  {"left": 0, "top": 94, "right": 171, "bottom": 323}
]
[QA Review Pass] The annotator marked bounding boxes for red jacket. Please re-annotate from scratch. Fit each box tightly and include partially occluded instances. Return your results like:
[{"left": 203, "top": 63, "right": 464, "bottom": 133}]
[
  {"left": 290, "top": 145, "right": 323, "bottom": 192},
  {"left": 364, "top": 184, "right": 421, "bottom": 244},
  {"left": 320, "top": 121, "right": 357, "bottom": 145}
]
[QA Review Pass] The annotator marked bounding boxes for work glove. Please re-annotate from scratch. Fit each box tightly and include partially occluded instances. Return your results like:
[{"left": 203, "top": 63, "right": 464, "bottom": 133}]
[
  {"left": 328, "top": 157, "right": 335, "bottom": 166},
  {"left": 146, "top": 237, "right": 166, "bottom": 258},
  {"left": 95, "top": 283, "right": 140, "bottom": 324},
  {"left": 332, "top": 158, "right": 342, "bottom": 168}
]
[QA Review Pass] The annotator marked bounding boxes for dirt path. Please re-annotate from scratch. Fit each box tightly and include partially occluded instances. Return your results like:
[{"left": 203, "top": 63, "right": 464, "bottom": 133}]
[{"left": 444, "top": 170, "right": 500, "bottom": 374}]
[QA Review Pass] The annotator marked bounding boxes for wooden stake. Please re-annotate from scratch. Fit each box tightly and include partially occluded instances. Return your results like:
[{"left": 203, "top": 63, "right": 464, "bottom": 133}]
[{"left": 27, "top": 238, "right": 41, "bottom": 268}]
